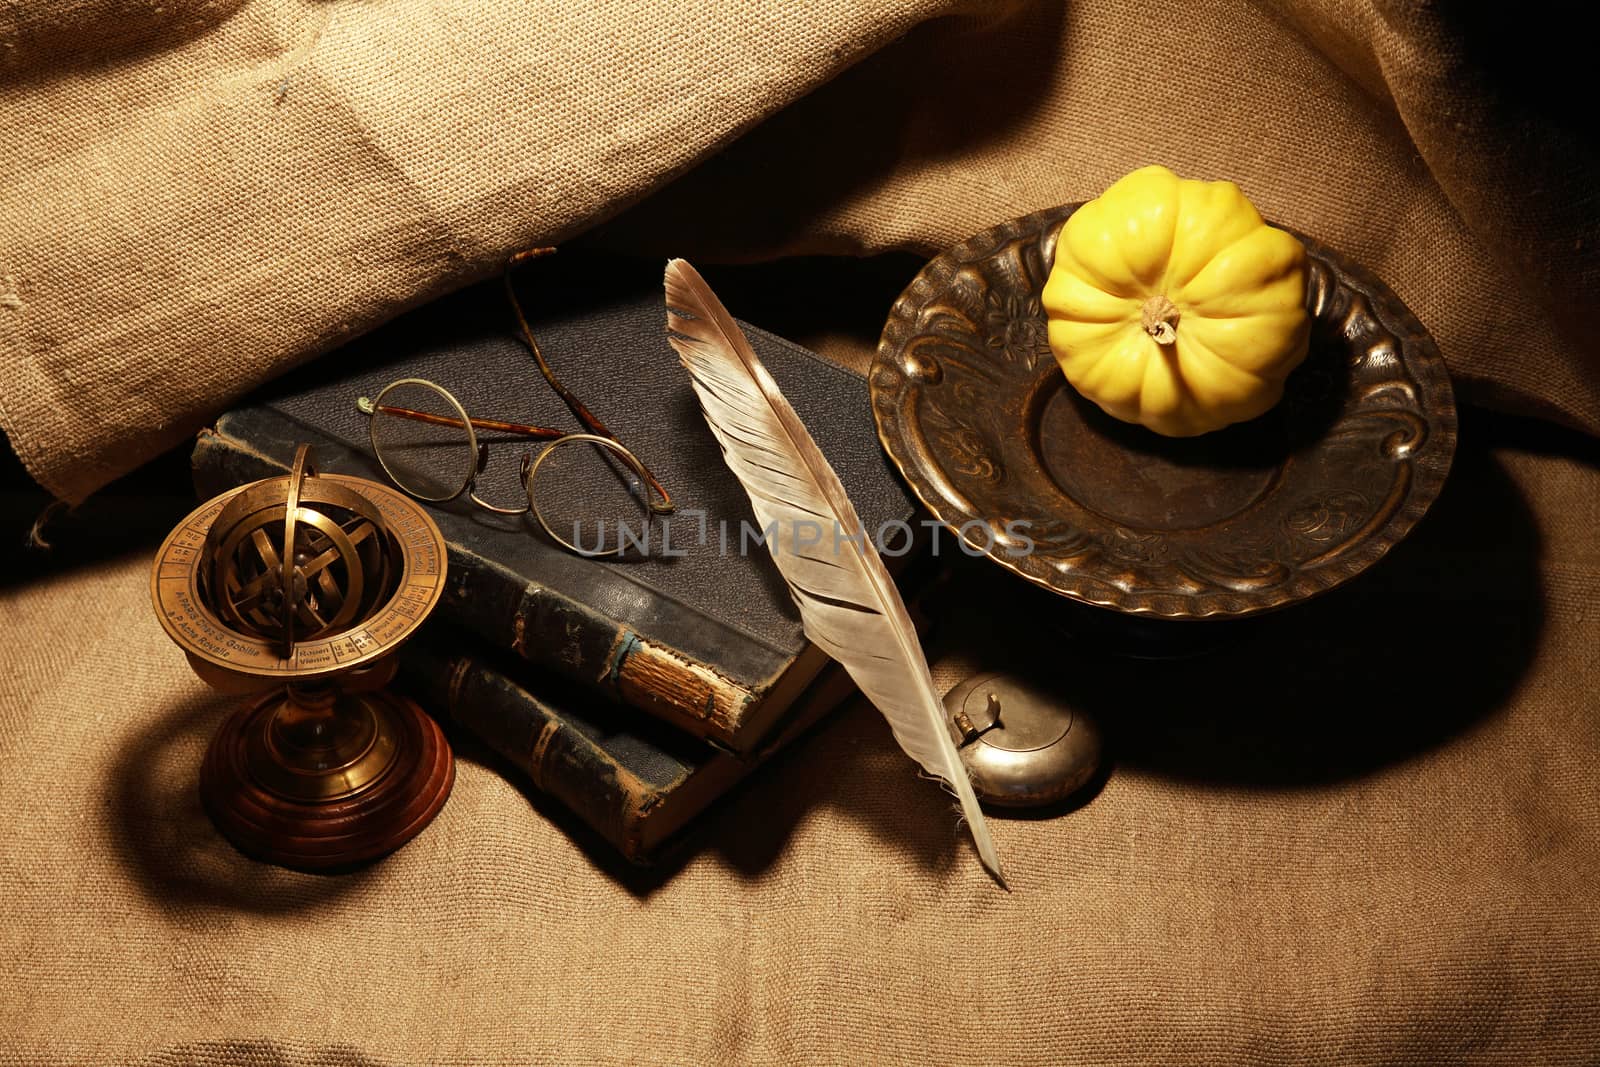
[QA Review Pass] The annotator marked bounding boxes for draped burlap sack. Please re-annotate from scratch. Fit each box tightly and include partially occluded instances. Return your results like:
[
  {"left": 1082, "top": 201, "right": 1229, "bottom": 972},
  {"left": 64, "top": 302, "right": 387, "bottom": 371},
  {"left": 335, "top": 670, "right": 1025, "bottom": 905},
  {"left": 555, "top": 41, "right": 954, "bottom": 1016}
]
[{"left": 1, "top": 0, "right": 1596, "bottom": 504}]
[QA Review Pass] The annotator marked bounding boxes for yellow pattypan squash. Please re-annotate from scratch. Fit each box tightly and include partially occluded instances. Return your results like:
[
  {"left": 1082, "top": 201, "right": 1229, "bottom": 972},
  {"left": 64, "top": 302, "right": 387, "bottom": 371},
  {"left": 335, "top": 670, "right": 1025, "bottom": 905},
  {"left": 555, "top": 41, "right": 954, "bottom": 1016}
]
[{"left": 1042, "top": 165, "right": 1310, "bottom": 437}]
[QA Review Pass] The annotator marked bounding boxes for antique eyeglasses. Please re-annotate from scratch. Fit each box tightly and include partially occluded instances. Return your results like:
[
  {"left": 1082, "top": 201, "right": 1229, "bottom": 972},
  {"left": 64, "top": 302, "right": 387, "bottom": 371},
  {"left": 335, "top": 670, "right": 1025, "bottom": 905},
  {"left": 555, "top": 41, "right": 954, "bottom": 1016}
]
[{"left": 356, "top": 249, "right": 673, "bottom": 557}]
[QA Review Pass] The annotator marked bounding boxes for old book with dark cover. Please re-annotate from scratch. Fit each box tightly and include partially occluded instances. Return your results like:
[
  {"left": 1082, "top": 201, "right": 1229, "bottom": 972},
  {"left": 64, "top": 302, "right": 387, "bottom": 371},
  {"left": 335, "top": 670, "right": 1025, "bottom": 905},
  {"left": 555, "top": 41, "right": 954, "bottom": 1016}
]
[
  {"left": 191, "top": 256, "right": 918, "bottom": 755},
  {"left": 402, "top": 633, "right": 855, "bottom": 861}
]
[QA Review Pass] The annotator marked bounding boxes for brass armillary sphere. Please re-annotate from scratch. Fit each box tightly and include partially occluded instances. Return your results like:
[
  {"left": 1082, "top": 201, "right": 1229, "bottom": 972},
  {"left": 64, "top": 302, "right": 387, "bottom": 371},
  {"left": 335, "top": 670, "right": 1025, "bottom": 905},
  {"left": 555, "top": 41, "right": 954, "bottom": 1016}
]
[{"left": 151, "top": 445, "right": 453, "bottom": 870}]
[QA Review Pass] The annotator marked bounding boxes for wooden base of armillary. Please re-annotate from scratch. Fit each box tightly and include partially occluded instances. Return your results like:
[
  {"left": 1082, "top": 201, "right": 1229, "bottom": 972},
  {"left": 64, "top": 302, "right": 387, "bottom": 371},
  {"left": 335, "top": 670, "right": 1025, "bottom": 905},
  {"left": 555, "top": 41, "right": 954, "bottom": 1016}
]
[{"left": 198, "top": 684, "right": 454, "bottom": 872}]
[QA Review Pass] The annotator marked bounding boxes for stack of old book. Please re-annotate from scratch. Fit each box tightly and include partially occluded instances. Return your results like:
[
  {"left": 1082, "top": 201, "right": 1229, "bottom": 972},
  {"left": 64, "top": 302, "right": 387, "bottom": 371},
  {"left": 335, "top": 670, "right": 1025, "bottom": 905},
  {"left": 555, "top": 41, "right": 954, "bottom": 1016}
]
[{"left": 193, "top": 255, "right": 918, "bottom": 863}]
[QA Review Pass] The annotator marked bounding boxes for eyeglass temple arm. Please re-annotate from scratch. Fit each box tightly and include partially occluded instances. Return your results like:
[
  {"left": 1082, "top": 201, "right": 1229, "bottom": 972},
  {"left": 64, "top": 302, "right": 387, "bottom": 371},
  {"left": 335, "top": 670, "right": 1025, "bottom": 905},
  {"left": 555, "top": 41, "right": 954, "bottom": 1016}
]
[
  {"left": 505, "top": 250, "right": 674, "bottom": 513},
  {"left": 354, "top": 397, "right": 566, "bottom": 441},
  {"left": 503, "top": 255, "right": 618, "bottom": 441}
]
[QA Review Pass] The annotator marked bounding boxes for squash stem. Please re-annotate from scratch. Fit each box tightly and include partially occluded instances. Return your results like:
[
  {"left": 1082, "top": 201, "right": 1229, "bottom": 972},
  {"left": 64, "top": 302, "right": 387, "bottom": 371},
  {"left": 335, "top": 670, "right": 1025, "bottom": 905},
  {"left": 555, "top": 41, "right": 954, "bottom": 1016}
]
[{"left": 1141, "top": 294, "right": 1180, "bottom": 345}]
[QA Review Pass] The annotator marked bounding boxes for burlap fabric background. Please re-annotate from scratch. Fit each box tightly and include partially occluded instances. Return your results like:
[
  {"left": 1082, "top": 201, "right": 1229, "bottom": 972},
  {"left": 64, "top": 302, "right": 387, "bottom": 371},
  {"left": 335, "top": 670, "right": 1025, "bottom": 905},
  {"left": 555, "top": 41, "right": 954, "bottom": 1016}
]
[
  {"left": 3, "top": 426, "right": 1599, "bottom": 1064},
  {"left": 2, "top": 0, "right": 1596, "bottom": 503},
  {"left": 3, "top": 0, "right": 1599, "bottom": 1062}
]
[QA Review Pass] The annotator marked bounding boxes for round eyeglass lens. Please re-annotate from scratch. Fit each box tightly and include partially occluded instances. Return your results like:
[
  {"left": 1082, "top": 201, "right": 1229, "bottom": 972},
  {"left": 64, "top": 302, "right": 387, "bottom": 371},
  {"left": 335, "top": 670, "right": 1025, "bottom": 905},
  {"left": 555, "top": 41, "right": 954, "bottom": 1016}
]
[
  {"left": 528, "top": 435, "right": 655, "bottom": 557},
  {"left": 369, "top": 380, "right": 477, "bottom": 502}
]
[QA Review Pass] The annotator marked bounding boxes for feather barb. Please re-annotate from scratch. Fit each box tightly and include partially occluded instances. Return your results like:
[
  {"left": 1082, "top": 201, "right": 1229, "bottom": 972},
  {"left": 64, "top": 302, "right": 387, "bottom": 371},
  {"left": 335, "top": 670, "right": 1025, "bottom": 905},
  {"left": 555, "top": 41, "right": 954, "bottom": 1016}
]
[{"left": 664, "top": 258, "right": 1005, "bottom": 887}]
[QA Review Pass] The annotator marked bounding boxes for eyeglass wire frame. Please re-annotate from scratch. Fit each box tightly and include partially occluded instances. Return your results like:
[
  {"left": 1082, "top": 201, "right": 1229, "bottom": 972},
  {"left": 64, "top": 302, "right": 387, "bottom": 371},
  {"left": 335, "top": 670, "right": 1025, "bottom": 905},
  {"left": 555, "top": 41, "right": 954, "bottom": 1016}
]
[{"left": 357, "top": 380, "right": 664, "bottom": 557}]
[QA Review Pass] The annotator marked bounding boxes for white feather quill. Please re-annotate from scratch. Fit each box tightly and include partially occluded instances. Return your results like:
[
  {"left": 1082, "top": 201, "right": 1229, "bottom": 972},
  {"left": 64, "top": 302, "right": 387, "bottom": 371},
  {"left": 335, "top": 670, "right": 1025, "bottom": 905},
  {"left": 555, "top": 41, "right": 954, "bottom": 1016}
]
[{"left": 664, "top": 258, "right": 1005, "bottom": 886}]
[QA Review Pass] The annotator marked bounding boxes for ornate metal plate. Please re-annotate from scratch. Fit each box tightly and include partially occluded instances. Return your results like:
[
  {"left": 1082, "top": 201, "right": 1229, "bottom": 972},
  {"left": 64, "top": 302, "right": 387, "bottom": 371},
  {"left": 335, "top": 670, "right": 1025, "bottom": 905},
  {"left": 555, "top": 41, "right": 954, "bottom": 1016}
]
[
  {"left": 871, "top": 204, "right": 1456, "bottom": 619},
  {"left": 152, "top": 474, "right": 446, "bottom": 678}
]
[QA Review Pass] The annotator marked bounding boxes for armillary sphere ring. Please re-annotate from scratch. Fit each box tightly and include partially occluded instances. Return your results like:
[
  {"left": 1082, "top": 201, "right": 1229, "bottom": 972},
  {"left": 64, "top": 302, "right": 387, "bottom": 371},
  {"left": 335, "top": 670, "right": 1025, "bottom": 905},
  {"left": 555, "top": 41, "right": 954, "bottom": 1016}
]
[{"left": 151, "top": 450, "right": 447, "bottom": 683}]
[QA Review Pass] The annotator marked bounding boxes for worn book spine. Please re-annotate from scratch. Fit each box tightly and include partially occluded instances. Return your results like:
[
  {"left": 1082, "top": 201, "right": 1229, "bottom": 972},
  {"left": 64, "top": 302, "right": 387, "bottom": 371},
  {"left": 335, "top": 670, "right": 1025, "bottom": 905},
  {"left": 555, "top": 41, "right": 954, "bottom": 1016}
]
[
  {"left": 191, "top": 427, "right": 763, "bottom": 744},
  {"left": 402, "top": 644, "right": 660, "bottom": 859},
  {"left": 400, "top": 640, "right": 849, "bottom": 862},
  {"left": 440, "top": 544, "right": 758, "bottom": 743}
]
